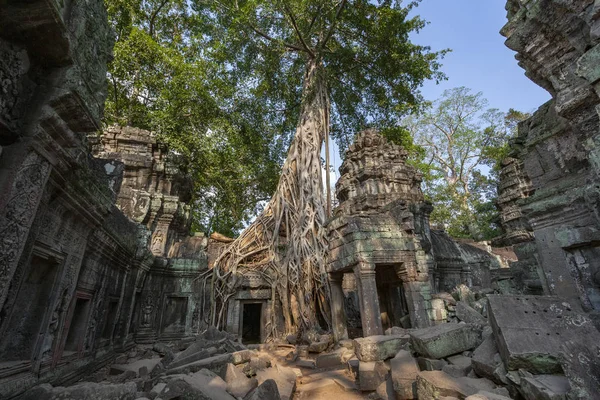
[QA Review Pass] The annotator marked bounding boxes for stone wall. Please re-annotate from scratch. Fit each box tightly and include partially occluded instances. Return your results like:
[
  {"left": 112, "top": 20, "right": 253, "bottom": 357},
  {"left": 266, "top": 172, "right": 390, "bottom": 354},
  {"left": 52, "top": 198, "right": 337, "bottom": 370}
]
[
  {"left": 498, "top": 0, "right": 600, "bottom": 324},
  {"left": 0, "top": 2, "right": 210, "bottom": 398}
]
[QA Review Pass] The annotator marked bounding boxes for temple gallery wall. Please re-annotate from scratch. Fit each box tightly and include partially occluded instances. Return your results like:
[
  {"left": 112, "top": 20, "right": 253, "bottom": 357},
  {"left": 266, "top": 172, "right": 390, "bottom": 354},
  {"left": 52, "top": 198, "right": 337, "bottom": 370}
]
[{"left": 0, "top": 0, "right": 599, "bottom": 399}]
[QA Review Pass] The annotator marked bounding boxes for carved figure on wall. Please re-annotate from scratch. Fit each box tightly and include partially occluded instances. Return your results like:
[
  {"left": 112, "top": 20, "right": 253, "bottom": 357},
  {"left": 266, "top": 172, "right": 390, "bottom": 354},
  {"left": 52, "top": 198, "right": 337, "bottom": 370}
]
[{"left": 141, "top": 296, "right": 154, "bottom": 327}]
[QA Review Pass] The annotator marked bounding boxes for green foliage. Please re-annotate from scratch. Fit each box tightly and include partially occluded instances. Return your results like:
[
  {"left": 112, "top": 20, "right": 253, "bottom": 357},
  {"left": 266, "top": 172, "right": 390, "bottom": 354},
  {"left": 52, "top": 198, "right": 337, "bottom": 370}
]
[
  {"left": 192, "top": 0, "right": 448, "bottom": 153},
  {"left": 104, "top": 0, "right": 282, "bottom": 236},
  {"left": 409, "top": 87, "right": 529, "bottom": 240}
]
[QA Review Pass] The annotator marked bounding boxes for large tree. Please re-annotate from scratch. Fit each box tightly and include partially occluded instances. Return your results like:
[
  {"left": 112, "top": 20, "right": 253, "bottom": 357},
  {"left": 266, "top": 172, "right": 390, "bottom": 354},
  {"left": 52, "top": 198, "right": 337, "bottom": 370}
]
[
  {"left": 195, "top": 0, "right": 446, "bottom": 336},
  {"left": 408, "top": 87, "right": 528, "bottom": 239},
  {"left": 104, "top": 0, "right": 282, "bottom": 236}
]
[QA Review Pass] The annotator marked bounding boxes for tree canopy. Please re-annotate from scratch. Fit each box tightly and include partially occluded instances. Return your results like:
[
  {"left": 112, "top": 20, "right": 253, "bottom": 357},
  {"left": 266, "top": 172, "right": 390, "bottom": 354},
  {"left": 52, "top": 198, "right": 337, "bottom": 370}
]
[
  {"left": 104, "top": 0, "right": 283, "bottom": 236},
  {"left": 408, "top": 87, "right": 529, "bottom": 239},
  {"left": 193, "top": 0, "right": 447, "bottom": 151}
]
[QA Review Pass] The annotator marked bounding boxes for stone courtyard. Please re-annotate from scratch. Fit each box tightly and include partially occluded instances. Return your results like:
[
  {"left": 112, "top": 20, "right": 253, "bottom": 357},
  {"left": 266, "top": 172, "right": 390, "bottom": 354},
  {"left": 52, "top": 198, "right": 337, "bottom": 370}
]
[{"left": 0, "top": 0, "right": 600, "bottom": 399}]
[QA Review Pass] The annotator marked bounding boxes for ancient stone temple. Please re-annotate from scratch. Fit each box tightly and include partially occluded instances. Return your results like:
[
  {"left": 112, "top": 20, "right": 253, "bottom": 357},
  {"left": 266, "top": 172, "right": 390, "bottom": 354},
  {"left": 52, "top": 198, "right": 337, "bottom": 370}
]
[{"left": 497, "top": 0, "right": 600, "bottom": 325}]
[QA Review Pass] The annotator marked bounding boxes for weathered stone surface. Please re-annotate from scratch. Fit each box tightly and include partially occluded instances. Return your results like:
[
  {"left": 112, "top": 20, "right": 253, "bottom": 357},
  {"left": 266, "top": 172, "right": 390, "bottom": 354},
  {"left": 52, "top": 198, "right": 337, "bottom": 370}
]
[
  {"left": 559, "top": 339, "right": 600, "bottom": 400},
  {"left": 410, "top": 323, "right": 482, "bottom": 359},
  {"left": 315, "top": 348, "right": 353, "bottom": 369},
  {"left": 224, "top": 363, "right": 258, "bottom": 398},
  {"left": 456, "top": 302, "right": 487, "bottom": 324},
  {"left": 21, "top": 382, "right": 138, "bottom": 400},
  {"left": 519, "top": 375, "right": 570, "bottom": 400},
  {"left": 244, "top": 379, "right": 281, "bottom": 400},
  {"left": 471, "top": 334, "right": 502, "bottom": 383},
  {"left": 232, "top": 349, "right": 256, "bottom": 365},
  {"left": 390, "top": 350, "right": 419, "bottom": 399},
  {"left": 359, "top": 360, "right": 390, "bottom": 391},
  {"left": 167, "top": 353, "right": 232, "bottom": 375},
  {"left": 256, "top": 365, "right": 297, "bottom": 400},
  {"left": 416, "top": 371, "right": 497, "bottom": 399},
  {"left": 487, "top": 295, "right": 600, "bottom": 374},
  {"left": 354, "top": 334, "right": 411, "bottom": 362},
  {"left": 465, "top": 391, "right": 512, "bottom": 400},
  {"left": 417, "top": 357, "right": 449, "bottom": 371},
  {"left": 308, "top": 340, "right": 329, "bottom": 353},
  {"left": 296, "top": 359, "right": 316, "bottom": 369}
]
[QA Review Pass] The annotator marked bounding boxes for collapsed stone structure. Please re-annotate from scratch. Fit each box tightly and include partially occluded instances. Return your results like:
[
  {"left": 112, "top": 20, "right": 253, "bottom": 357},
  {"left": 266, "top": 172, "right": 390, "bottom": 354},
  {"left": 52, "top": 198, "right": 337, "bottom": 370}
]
[{"left": 495, "top": 0, "right": 600, "bottom": 326}]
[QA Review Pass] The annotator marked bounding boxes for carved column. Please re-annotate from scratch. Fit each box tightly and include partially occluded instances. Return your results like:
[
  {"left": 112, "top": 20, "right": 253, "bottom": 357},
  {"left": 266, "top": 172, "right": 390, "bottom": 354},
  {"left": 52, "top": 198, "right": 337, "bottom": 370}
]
[
  {"left": 0, "top": 150, "right": 51, "bottom": 312},
  {"left": 328, "top": 272, "right": 348, "bottom": 342},
  {"left": 354, "top": 261, "right": 383, "bottom": 336}
]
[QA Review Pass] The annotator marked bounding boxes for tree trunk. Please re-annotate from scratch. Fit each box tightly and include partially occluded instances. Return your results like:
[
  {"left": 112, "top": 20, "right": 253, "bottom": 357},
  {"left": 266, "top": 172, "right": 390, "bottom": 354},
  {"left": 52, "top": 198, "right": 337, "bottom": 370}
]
[{"left": 209, "top": 58, "right": 331, "bottom": 338}]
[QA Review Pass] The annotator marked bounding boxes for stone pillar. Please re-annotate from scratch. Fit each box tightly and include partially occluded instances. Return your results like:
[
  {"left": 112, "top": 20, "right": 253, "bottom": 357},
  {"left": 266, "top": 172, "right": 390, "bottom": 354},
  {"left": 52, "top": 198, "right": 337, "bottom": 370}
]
[
  {"left": 403, "top": 281, "right": 432, "bottom": 328},
  {"left": 355, "top": 262, "right": 383, "bottom": 336},
  {"left": 328, "top": 272, "right": 348, "bottom": 342}
]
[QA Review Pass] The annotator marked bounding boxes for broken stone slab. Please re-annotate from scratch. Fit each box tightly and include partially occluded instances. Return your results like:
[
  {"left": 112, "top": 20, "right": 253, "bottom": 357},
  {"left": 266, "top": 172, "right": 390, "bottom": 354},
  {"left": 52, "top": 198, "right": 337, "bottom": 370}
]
[
  {"left": 244, "top": 379, "right": 281, "bottom": 400},
  {"left": 21, "top": 382, "right": 138, "bottom": 400},
  {"left": 110, "top": 359, "right": 163, "bottom": 378},
  {"left": 338, "top": 339, "right": 355, "bottom": 350},
  {"left": 296, "top": 359, "right": 316, "bottom": 369},
  {"left": 446, "top": 354, "right": 473, "bottom": 376},
  {"left": 169, "top": 346, "right": 219, "bottom": 369},
  {"left": 410, "top": 323, "right": 482, "bottom": 359},
  {"left": 390, "top": 350, "right": 419, "bottom": 399},
  {"left": 231, "top": 349, "right": 257, "bottom": 365},
  {"left": 166, "top": 353, "right": 232, "bottom": 376},
  {"left": 385, "top": 326, "right": 409, "bottom": 336},
  {"left": 417, "top": 357, "right": 448, "bottom": 371},
  {"left": 354, "top": 334, "right": 411, "bottom": 362},
  {"left": 315, "top": 347, "right": 354, "bottom": 369},
  {"left": 465, "top": 391, "right": 512, "bottom": 400},
  {"left": 359, "top": 360, "right": 389, "bottom": 391},
  {"left": 416, "top": 371, "right": 497, "bottom": 399},
  {"left": 256, "top": 364, "right": 297, "bottom": 400},
  {"left": 487, "top": 295, "right": 600, "bottom": 375},
  {"left": 163, "top": 369, "right": 235, "bottom": 400},
  {"left": 433, "top": 292, "right": 457, "bottom": 306},
  {"left": 376, "top": 376, "right": 395, "bottom": 400},
  {"left": 559, "top": 339, "right": 600, "bottom": 400},
  {"left": 224, "top": 363, "right": 258, "bottom": 398},
  {"left": 471, "top": 333, "right": 502, "bottom": 383},
  {"left": 519, "top": 374, "right": 571, "bottom": 400},
  {"left": 308, "top": 340, "right": 329, "bottom": 353},
  {"left": 456, "top": 301, "right": 487, "bottom": 324}
]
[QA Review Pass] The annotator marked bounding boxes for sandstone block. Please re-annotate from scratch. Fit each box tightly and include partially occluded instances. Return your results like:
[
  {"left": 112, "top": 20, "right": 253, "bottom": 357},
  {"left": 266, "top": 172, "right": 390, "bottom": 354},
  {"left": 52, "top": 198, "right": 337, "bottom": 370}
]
[
  {"left": 519, "top": 375, "right": 570, "bottom": 400},
  {"left": 244, "top": 379, "right": 281, "bottom": 400},
  {"left": 354, "top": 334, "right": 410, "bottom": 362},
  {"left": 308, "top": 340, "right": 329, "bottom": 353},
  {"left": 390, "top": 350, "right": 419, "bottom": 399},
  {"left": 224, "top": 363, "right": 258, "bottom": 398},
  {"left": 471, "top": 334, "right": 501, "bottom": 382},
  {"left": 456, "top": 301, "right": 487, "bottom": 324},
  {"left": 410, "top": 323, "right": 482, "bottom": 359},
  {"left": 417, "top": 357, "right": 448, "bottom": 371},
  {"left": 359, "top": 361, "right": 389, "bottom": 391},
  {"left": 466, "top": 391, "right": 512, "bottom": 400},
  {"left": 416, "top": 371, "right": 496, "bottom": 399}
]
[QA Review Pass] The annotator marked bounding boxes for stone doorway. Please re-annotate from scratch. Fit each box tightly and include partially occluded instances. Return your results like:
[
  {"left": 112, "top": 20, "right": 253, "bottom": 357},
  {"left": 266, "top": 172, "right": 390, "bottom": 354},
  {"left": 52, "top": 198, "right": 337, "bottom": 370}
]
[
  {"left": 241, "top": 302, "right": 262, "bottom": 344},
  {"left": 62, "top": 294, "right": 92, "bottom": 357},
  {"left": 0, "top": 252, "right": 61, "bottom": 365},
  {"left": 375, "top": 264, "right": 409, "bottom": 330}
]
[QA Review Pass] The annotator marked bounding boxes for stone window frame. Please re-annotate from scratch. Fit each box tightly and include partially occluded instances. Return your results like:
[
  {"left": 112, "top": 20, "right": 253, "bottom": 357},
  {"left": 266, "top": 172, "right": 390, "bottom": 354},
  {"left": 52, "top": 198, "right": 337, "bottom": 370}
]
[{"left": 53, "top": 289, "right": 94, "bottom": 364}]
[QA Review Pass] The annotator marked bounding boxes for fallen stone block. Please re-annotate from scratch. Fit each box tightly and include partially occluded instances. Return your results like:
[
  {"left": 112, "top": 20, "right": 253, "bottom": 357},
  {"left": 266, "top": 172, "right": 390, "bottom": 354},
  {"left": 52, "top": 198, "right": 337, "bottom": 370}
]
[
  {"left": 296, "top": 358, "right": 316, "bottom": 369},
  {"left": 410, "top": 323, "right": 482, "bottom": 359},
  {"left": 519, "top": 374, "right": 570, "bottom": 400},
  {"left": 348, "top": 356, "right": 360, "bottom": 378},
  {"left": 376, "top": 376, "right": 395, "bottom": 400},
  {"left": 416, "top": 371, "right": 496, "bottom": 399},
  {"left": 447, "top": 354, "right": 473, "bottom": 376},
  {"left": 456, "top": 301, "right": 487, "bottom": 324},
  {"left": 21, "top": 382, "right": 138, "bottom": 400},
  {"left": 169, "top": 346, "right": 219, "bottom": 369},
  {"left": 256, "top": 365, "right": 297, "bottom": 400},
  {"left": 166, "top": 353, "right": 232, "bottom": 375},
  {"left": 385, "top": 326, "right": 409, "bottom": 336},
  {"left": 354, "top": 334, "right": 411, "bottom": 362},
  {"left": 465, "top": 391, "right": 512, "bottom": 400},
  {"left": 443, "top": 364, "right": 469, "bottom": 378},
  {"left": 232, "top": 349, "right": 257, "bottom": 365},
  {"left": 315, "top": 347, "right": 353, "bottom": 369},
  {"left": 417, "top": 357, "right": 448, "bottom": 371},
  {"left": 559, "top": 339, "right": 600, "bottom": 400},
  {"left": 487, "top": 295, "right": 600, "bottom": 374},
  {"left": 224, "top": 363, "right": 258, "bottom": 398},
  {"left": 244, "top": 379, "right": 281, "bottom": 400},
  {"left": 471, "top": 333, "right": 502, "bottom": 383},
  {"left": 390, "top": 350, "right": 419, "bottom": 399},
  {"left": 359, "top": 360, "right": 389, "bottom": 391},
  {"left": 338, "top": 339, "right": 355, "bottom": 349},
  {"left": 308, "top": 340, "right": 329, "bottom": 353}
]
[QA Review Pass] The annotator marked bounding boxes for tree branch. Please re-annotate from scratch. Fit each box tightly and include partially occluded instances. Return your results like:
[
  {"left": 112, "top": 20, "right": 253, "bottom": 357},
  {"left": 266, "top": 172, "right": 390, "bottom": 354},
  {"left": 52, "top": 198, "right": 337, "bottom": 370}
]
[
  {"left": 282, "top": 3, "right": 315, "bottom": 57},
  {"left": 319, "top": 0, "right": 348, "bottom": 51},
  {"left": 149, "top": 0, "right": 170, "bottom": 37}
]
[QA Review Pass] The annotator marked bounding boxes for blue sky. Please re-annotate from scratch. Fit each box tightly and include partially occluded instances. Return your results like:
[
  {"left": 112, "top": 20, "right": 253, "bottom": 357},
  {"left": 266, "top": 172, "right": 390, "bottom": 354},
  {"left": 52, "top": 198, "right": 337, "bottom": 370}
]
[
  {"left": 410, "top": 0, "right": 550, "bottom": 112},
  {"left": 324, "top": 0, "right": 551, "bottom": 186}
]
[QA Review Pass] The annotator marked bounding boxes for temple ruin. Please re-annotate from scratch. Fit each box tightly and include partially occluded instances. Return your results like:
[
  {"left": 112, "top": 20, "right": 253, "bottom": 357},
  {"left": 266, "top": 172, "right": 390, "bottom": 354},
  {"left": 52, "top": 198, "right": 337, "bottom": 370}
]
[{"left": 0, "top": 0, "right": 599, "bottom": 399}]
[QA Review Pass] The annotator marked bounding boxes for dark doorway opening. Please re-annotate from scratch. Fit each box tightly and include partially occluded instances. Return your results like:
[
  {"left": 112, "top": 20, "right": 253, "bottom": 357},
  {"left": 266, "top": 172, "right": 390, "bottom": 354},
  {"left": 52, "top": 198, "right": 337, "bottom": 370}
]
[
  {"left": 376, "top": 264, "right": 409, "bottom": 330},
  {"left": 64, "top": 297, "right": 91, "bottom": 355},
  {"left": 242, "top": 303, "right": 262, "bottom": 344}
]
